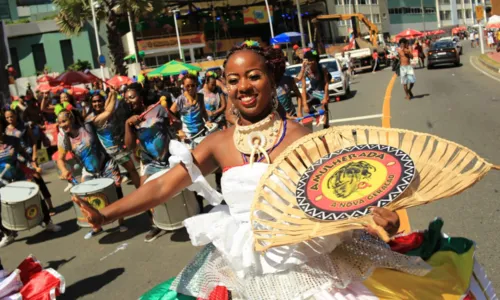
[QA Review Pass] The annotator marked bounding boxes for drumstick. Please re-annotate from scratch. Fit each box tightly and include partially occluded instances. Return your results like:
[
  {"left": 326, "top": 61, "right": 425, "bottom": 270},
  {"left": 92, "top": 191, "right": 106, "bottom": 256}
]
[
  {"left": 0, "top": 164, "right": 10, "bottom": 185},
  {"left": 83, "top": 70, "right": 116, "bottom": 91},
  {"left": 138, "top": 101, "right": 161, "bottom": 120},
  {"left": 295, "top": 110, "right": 325, "bottom": 122}
]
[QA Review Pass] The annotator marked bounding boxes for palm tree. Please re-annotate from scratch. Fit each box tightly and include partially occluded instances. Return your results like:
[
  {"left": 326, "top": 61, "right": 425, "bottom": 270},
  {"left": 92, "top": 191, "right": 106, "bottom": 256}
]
[{"left": 54, "top": 0, "right": 163, "bottom": 75}]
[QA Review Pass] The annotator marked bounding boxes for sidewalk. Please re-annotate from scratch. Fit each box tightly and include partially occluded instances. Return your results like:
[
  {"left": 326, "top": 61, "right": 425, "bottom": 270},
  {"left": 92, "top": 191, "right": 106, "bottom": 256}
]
[{"left": 478, "top": 52, "right": 500, "bottom": 73}]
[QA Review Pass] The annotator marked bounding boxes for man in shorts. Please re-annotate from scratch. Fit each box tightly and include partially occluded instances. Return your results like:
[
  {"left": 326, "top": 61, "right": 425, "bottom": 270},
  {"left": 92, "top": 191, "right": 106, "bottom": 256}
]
[
  {"left": 86, "top": 90, "right": 140, "bottom": 188},
  {"left": 397, "top": 38, "right": 416, "bottom": 100}
]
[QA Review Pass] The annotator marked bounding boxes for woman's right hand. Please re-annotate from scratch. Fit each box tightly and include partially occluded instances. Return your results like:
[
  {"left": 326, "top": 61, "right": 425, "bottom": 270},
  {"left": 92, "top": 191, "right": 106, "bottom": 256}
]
[
  {"left": 127, "top": 115, "right": 141, "bottom": 126},
  {"left": 60, "top": 170, "right": 71, "bottom": 180},
  {"left": 72, "top": 196, "right": 105, "bottom": 229}
]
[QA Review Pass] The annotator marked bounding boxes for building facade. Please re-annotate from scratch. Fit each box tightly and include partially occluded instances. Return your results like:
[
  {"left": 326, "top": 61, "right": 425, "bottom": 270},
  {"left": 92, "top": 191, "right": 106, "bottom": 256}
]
[{"left": 326, "top": 0, "right": 391, "bottom": 39}]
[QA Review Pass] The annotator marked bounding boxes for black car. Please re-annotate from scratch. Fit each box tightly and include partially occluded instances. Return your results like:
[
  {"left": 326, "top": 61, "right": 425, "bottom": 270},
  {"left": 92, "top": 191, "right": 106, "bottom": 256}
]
[{"left": 427, "top": 41, "right": 460, "bottom": 69}]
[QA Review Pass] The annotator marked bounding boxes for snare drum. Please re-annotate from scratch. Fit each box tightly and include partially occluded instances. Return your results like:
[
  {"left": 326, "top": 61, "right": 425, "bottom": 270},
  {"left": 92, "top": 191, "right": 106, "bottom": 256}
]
[
  {"left": 193, "top": 136, "right": 205, "bottom": 148},
  {"left": 145, "top": 169, "right": 199, "bottom": 231},
  {"left": 70, "top": 178, "right": 118, "bottom": 228},
  {"left": 0, "top": 181, "right": 43, "bottom": 231}
]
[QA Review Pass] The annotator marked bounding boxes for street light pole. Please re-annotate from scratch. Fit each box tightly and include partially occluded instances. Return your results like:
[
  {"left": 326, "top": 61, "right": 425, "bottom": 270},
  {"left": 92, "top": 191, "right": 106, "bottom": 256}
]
[
  {"left": 264, "top": 0, "right": 275, "bottom": 38},
  {"left": 421, "top": 0, "right": 426, "bottom": 31},
  {"left": 295, "top": 0, "right": 306, "bottom": 47},
  {"left": 170, "top": 8, "right": 184, "bottom": 62},
  {"left": 127, "top": 11, "right": 139, "bottom": 64},
  {"left": 90, "top": 0, "right": 106, "bottom": 87}
]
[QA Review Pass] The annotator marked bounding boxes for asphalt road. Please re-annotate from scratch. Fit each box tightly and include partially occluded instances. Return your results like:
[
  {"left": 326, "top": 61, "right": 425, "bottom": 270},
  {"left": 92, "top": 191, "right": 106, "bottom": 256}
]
[{"left": 2, "top": 43, "right": 499, "bottom": 299}]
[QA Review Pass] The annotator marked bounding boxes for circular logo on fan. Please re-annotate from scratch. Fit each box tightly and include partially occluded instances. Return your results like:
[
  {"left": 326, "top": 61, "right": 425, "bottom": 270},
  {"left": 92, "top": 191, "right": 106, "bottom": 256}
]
[
  {"left": 25, "top": 205, "right": 39, "bottom": 220},
  {"left": 296, "top": 144, "right": 415, "bottom": 221},
  {"left": 84, "top": 193, "right": 108, "bottom": 210}
]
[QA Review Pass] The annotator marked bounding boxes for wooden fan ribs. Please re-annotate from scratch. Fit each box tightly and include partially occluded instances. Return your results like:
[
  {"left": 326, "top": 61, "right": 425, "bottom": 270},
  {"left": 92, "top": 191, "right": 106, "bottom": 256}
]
[{"left": 251, "top": 126, "right": 494, "bottom": 251}]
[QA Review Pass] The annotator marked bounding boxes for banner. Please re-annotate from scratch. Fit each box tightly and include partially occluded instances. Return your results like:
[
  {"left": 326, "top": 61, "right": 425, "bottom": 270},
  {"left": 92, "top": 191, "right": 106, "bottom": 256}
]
[
  {"left": 137, "top": 33, "right": 205, "bottom": 51},
  {"left": 204, "top": 37, "right": 263, "bottom": 53},
  {"left": 243, "top": 6, "right": 273, "bottom": 25}
]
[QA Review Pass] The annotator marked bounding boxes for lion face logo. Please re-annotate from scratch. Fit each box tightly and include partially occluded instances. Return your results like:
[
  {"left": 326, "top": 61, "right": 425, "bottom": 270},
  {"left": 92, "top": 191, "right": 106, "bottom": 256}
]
[{"left": 327, "top": 161, "right": 376, "bottom": 198}]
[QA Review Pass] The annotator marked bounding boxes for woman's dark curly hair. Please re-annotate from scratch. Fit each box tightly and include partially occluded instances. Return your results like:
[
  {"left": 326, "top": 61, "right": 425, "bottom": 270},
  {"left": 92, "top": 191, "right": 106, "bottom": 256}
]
[
  {"left": 181, "top": 73, "right": 198, "bottom": 85},
  {"left": 223, "top": 40, "right": 287, "bottom": 84}
]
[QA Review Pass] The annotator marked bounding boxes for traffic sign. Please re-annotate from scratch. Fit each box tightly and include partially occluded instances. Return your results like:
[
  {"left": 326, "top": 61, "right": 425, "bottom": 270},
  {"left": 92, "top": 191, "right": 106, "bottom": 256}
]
[
  {"left": 476, "top": 5, "right": 484, "bottom": 21},
  {"left": 98, "top": 55, "right": 106, "bottom": 65}
]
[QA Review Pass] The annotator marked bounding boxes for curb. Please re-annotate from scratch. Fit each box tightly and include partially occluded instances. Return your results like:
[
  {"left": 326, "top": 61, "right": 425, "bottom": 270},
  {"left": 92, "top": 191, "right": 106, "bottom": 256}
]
[{"left": 478, "top": 54, "right": 500, "bottom": 73}]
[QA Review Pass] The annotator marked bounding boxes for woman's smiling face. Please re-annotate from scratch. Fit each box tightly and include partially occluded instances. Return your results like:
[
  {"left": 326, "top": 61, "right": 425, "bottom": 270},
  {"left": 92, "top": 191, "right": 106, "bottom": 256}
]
[{"left": 224, "top": 50, "right": 274, "bottom": 119}]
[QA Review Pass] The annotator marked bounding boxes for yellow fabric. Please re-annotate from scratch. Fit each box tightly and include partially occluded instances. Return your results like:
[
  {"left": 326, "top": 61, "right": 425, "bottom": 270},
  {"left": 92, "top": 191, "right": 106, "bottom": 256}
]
[{"left": 364, "top": 246, "right": 475, "bottom": 300}]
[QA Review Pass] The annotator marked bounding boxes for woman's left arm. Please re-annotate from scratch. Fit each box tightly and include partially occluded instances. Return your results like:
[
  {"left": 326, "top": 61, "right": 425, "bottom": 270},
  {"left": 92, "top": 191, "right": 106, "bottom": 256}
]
[
  {"left": 213, "top": 93, "right": 226, "bottom": 116},
  {"left": 322, "top": 69, "right": 330, "bottom": 105}
]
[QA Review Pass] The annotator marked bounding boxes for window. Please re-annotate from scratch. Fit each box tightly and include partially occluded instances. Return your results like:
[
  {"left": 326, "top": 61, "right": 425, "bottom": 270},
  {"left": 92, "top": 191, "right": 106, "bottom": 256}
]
[
  {"left": 371, "top": 0, "right": 378, "bottom": 4},
  {"left": 9, "top": 48, "right": 21, "bottom": 77},
  {"left": 358, "top": 0, "right": 367, "bottom": 5},
  {"left": 425, "top": 7, "right": 436, "bottom": 13},
  {"left": 466, "top": 9, "right": 472, "bottom": 18},
  {"left": 31, "top": 44, "right": 46, "bottom": 73},
  {"left": 59, "top": 40, "right": 74, "bottom": 70},
  {"left": 157, "top": 55, "right": 169, "bottom": 65},
  {"left": 372, "top": 14, "right": 380, "bottom": 23},
  {"left": 334, "top": 0, "right": 342, "bottom": 4},
  {"left": 464, "top": 0, "right": 470, "bottom": 3},
  {"left": 345, "top": 0, "right": 352, "bottom": 4},
  {"left": 457, "top": 9, "right": 463, "bottom": 18},
  {"left": 144, "top": 57, "right": 157, "bottom": 67},
  {"left": 439, "top": 0, "right": 450, "bottom": 4},
  {"left": 439, "top": 10, "right": 451, "bottom": 20}
]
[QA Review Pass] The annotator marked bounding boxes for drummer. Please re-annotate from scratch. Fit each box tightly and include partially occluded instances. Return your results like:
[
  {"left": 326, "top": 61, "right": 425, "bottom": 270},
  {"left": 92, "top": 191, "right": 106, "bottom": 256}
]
[
  {"left": 200, "top": 71, "right": 226, "bottom": 129},
  {"left": 56, "top": 109, "right": 127, "bottom": 240},
  {"left": 170, "top": 73, "right": 212, "bottom": 141},
  {"left": 0, "top": 119, "right": 61, "bottom": 249},
  {"left": 123, "top": 83, "right": 176, "bottom": 242},
  {"left": 4, "top": 110, "right": 55, "bottom": 216},
  {"left": 85, "top": 90, "right": 140, "bottom": 188}
]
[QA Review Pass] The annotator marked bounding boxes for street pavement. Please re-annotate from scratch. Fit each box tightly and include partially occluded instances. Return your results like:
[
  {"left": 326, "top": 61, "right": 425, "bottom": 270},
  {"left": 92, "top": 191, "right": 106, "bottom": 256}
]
[{"left": 2, "top": 43, "right": 500, "bottom": 299}]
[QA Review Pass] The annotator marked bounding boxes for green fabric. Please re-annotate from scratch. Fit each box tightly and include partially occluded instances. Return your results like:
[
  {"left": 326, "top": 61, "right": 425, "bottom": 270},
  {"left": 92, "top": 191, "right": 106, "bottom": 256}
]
[
  {"left": 406, "top": 218, "right": 474, "bottom": 260},
  {"left": 140, "top": 277, "right": 195, "bottom": 300},
  {"left": 147, "top": 61, "right": 202, "bottom": 78}
]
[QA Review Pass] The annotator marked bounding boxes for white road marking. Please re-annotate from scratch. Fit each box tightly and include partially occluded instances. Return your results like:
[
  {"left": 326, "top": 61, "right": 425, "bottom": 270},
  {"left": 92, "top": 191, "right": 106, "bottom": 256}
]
[
  {"left": 469, "top": 56, "right": 500, "bottom": 83},
  {"left": 313, "top": 113, "right": 383, "bottom": 126}
]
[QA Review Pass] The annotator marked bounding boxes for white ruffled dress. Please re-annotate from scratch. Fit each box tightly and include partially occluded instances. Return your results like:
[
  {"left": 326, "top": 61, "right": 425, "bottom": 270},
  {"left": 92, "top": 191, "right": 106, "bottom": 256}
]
[{"left": 166, "top": 141, "right": 430, "bottom": 300}]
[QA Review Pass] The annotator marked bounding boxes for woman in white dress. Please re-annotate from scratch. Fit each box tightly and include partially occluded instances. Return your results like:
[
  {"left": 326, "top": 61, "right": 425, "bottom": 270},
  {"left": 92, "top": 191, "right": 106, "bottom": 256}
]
[{"left": 73, "top": 41, "right": 493, "bottom": 300}]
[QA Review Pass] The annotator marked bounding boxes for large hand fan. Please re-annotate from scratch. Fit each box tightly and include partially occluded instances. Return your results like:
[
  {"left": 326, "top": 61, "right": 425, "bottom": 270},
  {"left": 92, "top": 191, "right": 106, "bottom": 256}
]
[{"left": 251, "top": 126, "right": 498, "bottom": 252}]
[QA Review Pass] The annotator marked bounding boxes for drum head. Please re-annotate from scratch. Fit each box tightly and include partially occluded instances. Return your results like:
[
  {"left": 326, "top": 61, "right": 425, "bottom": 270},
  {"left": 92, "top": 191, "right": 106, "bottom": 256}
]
[
  {"left": 144, "top": 169, "right": 170, "bottom": 184},
  {"left": 0, "top": 181, "right": 40, "bottom": 203},
  {"left": 71, "top": 178, "right": 114, "bottom": 195},
  {"left": 194, "top": 136, "right": 205, "bottom": 144}
]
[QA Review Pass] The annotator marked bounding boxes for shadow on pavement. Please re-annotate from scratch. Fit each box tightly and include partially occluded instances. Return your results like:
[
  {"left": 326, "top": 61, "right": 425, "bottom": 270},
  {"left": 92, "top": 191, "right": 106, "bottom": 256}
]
[
  {"left": 98, "top": 214, "right": 150, "bottom": 245},
  {"left": 16, "top": 218, "right": 80, "bottom": 245},
  {"left": 61, "top": 268, "right": 125, "bottom": 299},
  {"left": 45, "top": 256, "right": 76, "bottom": 270},
  {"left": 342, "top": 90, "right": 357, "bottom": 101},
  {"left": 54, "top": 201, "right": 74, "bottom": 214},
  {"left": 170, "top": 228, "right": 190, "bottom": 243},
  {"left": 411, "top": 93, "right": 430, "bottom": 99}
]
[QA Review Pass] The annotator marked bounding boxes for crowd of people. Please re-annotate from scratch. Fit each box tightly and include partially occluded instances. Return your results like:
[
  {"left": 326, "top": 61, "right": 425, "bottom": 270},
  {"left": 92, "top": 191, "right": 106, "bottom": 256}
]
[{"left": 0, "top": 46, "right": 331, "bottom": 248}]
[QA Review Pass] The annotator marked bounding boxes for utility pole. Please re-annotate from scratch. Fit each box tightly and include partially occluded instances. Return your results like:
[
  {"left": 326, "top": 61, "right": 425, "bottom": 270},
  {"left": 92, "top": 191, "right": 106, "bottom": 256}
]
[
  {"left": 170, "top": 8, "right": 184, "bottom": 62},
  {"left": 421, "top": 0, "right": 427, "bottom": 31},
  {"left": 295, "top": 0, "right": 306, "bottom": 47}
]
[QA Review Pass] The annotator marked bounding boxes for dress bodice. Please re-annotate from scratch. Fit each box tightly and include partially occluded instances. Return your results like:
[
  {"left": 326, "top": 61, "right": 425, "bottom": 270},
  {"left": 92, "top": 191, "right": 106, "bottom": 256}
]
[{"left": 220, "top": 163, "right": 268, "bottom": 222}]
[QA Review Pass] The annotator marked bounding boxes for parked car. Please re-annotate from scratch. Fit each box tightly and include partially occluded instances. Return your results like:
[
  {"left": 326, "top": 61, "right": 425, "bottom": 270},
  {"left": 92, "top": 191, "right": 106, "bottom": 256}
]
[
  {"left": 427, "top": 40, "right": 460, "bottom": 69},
  {"left": 320, "top": 58, "right": 350, "bottom": 98},
  {"left": 438, "top": 36, "right": 463, "bottom": 55},
  {"left": 284, "top": 64, "right": 310, "bottom": 92}
]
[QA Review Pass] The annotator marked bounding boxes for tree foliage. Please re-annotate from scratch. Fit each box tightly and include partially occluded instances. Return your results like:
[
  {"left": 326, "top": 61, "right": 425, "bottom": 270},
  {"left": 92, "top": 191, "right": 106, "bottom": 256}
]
[
  {"left": 67, "top": 59, "right": 92, "bottom": 71},
  {"left": 54, "top": 0, "right": 164, "bottom": 75}
]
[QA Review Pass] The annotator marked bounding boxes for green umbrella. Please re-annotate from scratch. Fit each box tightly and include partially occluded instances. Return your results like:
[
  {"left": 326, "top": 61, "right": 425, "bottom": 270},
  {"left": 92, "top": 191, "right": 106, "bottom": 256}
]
[
  {"left": 147, "top": 61, "right": 201, "bottom": 78},
  {"left": 124, "top": 51, "right": 145, "bottom": 61}
]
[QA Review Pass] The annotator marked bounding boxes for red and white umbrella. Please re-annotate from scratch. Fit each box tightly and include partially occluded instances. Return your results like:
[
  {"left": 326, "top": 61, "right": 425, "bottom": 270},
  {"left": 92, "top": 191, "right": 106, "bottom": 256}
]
[
  {"left": 53, "top": 71, "right": 93, "bottom": 86},
  {"left": 106, "top": 75, "right": 132, "bottom": 88},
  {"left": 36, "top": 82, "right": 52, "bottom": 93},
  {"left": 486, "top": 15, "right": 500, "bottom": 29},
  {"left": 396, "top": 29, "right": 424, "bottom": 39},
  {"left": 51, "top": 85, "right": 89, "bottom": 97},
  {"left": 432, "top": 29, "right": 445, "bottom": 35},
  {"left": 36, "top": 74, "right": 56, "bottom": 84}
]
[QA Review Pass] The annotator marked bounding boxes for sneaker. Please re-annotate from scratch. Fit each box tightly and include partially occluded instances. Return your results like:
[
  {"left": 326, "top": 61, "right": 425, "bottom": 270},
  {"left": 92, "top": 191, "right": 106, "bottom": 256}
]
[
  {"left": 84, "top": 229, "right": 103, "bottom": 240},
  {"left": 0, "top": 234, "right": 15, "bottom": 248},
  {"left": 45, "top": 222, "right": 62, "bottom": 233},
  {"left": 144, "top": 227, "right": 162, "bottom": 243},
  {"left": 119, "top": 225, "right": 128, "bottom": 233}
]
